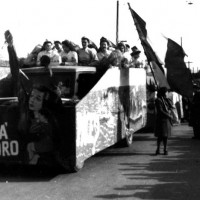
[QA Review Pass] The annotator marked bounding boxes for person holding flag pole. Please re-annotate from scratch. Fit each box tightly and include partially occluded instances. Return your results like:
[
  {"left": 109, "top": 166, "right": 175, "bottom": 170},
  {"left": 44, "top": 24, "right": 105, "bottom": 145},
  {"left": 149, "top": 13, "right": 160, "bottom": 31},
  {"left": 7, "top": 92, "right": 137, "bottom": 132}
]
[
  {"left": 127, "top": 2, "right": 171, "bottom": 110},
  {"left": 127, "top": 3, "right": 175, "bottom": 155}
]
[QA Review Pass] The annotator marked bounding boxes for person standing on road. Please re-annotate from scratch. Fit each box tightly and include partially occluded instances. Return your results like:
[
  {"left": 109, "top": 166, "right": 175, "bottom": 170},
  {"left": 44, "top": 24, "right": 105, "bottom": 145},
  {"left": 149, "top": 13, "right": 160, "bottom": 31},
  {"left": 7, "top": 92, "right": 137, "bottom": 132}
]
[
  {"left": 190, "top": 86, "right": 200, "bottom": 139},
  {"left": 154, "top": 87, "right": 173, "bottom": 155}
]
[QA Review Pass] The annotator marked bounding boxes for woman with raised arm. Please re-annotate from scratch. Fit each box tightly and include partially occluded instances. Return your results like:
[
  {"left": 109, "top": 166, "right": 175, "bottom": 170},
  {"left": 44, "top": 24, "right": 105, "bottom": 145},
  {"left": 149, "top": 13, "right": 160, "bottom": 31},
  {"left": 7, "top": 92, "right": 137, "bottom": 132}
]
[{"left": 4, "top": 30, "right": 62, "bottom": 165}]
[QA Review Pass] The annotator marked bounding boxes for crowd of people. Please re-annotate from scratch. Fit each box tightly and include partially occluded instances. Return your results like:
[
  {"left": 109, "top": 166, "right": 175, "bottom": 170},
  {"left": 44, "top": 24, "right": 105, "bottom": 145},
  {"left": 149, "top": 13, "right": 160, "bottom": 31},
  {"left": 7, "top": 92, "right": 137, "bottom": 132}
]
[
  {"left": 3, "top": 32, "right": 146, "bottom": 166},
  {"left": 20, "top": 36, "right": 144, "bottom": 70}
]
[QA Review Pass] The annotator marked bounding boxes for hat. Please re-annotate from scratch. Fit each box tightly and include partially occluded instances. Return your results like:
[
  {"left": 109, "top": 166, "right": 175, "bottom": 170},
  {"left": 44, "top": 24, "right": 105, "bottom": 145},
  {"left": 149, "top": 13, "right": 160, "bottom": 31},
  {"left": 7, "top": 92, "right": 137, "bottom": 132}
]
[{"left": 131, "top": 46, "right": 141, "bottom": 56}]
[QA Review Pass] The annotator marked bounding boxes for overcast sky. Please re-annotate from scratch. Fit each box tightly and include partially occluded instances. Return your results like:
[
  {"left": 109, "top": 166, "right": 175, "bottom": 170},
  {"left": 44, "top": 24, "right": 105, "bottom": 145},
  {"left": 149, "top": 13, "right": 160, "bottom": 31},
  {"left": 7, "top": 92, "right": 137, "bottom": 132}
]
[{"left": 0, "top": 0, "right": 198, "bottom": 71}]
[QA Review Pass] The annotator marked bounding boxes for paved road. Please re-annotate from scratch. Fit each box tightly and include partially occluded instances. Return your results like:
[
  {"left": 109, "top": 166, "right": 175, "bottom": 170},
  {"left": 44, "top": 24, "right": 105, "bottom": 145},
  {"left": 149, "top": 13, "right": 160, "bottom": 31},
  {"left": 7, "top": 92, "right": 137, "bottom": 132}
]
[{"left": 0, "top": 124, "right": 200, "bottom": 200}]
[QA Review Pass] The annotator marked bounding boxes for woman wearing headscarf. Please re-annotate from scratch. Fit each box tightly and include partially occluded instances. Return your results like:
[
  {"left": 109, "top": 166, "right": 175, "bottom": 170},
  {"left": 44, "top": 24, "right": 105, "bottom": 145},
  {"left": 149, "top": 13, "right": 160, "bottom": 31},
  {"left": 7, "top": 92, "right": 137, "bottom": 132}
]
[{"left": 154, "top": 87, "right": 173, "bottom": 155}]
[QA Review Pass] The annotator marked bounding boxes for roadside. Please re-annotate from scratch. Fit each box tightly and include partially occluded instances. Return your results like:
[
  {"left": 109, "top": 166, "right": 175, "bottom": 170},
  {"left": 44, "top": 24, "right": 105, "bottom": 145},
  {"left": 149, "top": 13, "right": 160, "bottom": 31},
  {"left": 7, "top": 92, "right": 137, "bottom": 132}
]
[
  {"left": 95, "top": 123, "right": 200, "bottom": 200},
  {"left": 0, "top": 123, "right": 200, "bottom": 200}
]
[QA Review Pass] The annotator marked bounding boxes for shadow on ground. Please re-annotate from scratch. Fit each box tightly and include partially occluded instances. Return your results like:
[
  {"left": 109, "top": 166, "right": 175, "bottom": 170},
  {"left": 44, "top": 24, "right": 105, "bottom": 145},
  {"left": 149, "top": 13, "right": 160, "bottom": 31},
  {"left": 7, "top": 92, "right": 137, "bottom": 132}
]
[
  {"left": 0, "top": 164, "right": 67, "bottom": 182},
  {"left": 95, "top": 124, "right": 200, "bottom": 200}
]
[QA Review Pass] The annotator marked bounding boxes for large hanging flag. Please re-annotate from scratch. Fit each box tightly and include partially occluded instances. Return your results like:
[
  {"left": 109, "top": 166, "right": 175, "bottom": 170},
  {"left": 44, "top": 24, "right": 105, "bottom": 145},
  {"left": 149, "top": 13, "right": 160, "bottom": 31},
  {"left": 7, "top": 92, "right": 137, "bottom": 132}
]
[
  {"left": 128, "top": 3, "right": 170, "bottom": 89},
  {"left": 165, "top": 38, "right": 193, "bottom": 98}
]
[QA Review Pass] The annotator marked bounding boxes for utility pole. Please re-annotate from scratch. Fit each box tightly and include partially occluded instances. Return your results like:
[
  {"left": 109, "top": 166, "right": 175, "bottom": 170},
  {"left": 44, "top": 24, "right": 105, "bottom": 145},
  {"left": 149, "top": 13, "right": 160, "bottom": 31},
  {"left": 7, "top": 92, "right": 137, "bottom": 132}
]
[
  {"left": 116, "top": 0, "right": 119, "bottom": 45},
  {"left": 185, "top": 61, "right": 193, "bottom": 70},
  {"left": 180, "top": 37, "right": 182, "bottom": 47},
  {"left": 181, "top": 38, "right": 193, "bottom": 71}
]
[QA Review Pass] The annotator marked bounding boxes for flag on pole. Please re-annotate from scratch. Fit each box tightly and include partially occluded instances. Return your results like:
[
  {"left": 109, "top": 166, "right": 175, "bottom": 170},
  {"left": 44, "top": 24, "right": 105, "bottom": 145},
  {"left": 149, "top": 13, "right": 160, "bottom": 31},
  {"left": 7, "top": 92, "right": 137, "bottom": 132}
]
[
  {"left": 165, "top": 38, "right": 193, "bottom": 98},
  {"left": 150, "top": 61, "right": 170, "bottom": 89},
  {"left": 128, "top": 3, "right": 170, "bottom": 89},
  {"left": 128, "top": 7, "right": 147, "bottom": 39}
]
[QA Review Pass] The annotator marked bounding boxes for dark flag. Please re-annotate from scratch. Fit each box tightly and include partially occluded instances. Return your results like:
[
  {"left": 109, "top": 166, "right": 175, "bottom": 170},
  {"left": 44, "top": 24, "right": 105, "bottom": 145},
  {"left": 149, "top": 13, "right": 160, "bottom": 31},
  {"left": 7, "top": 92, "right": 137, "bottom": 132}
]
[
  {"left": 165, "top": 38, "right": 193, "bottom": 98},
  {"left": 128, "top": 6, "right": 147, "bottom": 38},
  {"left": 128, "top": 3, "right": 169, "bottom": 89}
]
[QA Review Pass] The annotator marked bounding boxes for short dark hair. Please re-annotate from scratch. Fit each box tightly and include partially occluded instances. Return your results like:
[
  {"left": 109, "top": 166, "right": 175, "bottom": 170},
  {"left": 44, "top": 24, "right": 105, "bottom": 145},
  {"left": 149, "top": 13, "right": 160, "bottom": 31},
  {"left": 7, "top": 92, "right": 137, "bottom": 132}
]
[
  {"left": 117, "top": 42, "right": 125, "bottom": 49},
  {"left": 43, "top": 40, "right": 52, "bottom": 47},
  {"left": 54, "top": 41, "right": 61, "bottom": 45},
  {"left": 31, "top": 84, "right": 62, "bottom": 117},
  {"left": 40, "top": 55, "right": 50, "bottom": 67},
  {"left": 100, "top": 37, "right": 109, "bottom": 45},
  {"left": 81, "top": 37, "right": 90, "bottom": 43},
  {"left": 62, "top": 40, "right": 74, "bottom": 51}
]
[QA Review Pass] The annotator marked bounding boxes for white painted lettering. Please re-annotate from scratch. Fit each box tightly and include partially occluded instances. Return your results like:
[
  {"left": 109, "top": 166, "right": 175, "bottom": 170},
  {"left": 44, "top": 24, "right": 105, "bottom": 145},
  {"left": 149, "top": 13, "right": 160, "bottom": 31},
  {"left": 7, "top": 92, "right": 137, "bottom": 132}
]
[
  {"left": 10, "top": 141, "right": 19, "bottom": 156},
  {"left": 0, "top": 124, "right": 8, "bottom": 140},
  {"left": 0, "top": 123, "right": 19, "bottom": 157},
  {"left": 2, "top": 141, "right": 10, "bottom": 156}
]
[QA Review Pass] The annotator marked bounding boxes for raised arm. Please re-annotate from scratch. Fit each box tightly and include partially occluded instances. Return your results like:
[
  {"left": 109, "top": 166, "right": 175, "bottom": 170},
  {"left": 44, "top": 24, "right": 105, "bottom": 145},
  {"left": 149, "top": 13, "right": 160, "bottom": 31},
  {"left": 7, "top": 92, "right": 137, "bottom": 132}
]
[{"left": 5, "top": 30, "right": 20, "bottom": 96}]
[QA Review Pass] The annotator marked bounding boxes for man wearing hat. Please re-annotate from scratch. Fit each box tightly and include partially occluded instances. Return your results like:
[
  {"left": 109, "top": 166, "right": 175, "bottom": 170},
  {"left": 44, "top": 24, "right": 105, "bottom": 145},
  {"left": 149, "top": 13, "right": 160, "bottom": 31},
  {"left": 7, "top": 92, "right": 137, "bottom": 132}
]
[
  {"left": 37, "top": 40, "right": 61, "bottom": 66},
  {"left": 130, "top": 46, "right": 143, "bottom": 68}
]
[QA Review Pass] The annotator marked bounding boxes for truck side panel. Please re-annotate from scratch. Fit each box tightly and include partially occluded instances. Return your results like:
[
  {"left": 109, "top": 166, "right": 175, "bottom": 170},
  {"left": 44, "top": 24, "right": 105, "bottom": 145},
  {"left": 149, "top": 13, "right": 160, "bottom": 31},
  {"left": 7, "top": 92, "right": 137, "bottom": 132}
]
[{"left": 75, "top": 68, "right": 147, "bottom": 168}]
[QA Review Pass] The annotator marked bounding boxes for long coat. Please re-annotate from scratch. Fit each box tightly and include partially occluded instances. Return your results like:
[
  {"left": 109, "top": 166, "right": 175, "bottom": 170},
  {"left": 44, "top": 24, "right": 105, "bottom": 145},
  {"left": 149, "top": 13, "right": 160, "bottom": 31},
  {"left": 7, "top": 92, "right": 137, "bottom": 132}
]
[{"left": 154, "top": 97, "right": 173, "bottom": 137}]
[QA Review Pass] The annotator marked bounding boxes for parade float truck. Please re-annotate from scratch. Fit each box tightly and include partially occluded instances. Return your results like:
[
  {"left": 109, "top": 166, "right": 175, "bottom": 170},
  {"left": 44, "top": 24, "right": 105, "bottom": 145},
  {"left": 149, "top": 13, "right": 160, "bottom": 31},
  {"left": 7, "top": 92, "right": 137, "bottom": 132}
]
[{"left": 0, "top": 65, "right": 147, "bottom": 172}]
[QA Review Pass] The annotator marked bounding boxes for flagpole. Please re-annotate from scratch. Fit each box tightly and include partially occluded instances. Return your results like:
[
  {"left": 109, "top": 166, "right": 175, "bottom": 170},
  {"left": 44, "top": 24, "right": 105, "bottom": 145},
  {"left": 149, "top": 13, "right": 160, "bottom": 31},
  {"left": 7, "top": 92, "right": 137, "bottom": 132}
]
[
  {"left": 149, "top": 63, "right": 159, "bottom": 89},
  {"left": 127, "top": 3, "right": 171, "bottom": 112},
  {"left": 127, "top": 3, "right": 160, "bottom": 90}
]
